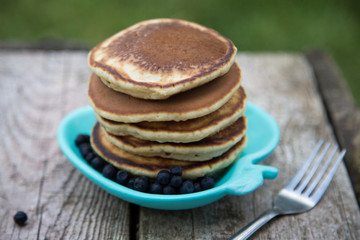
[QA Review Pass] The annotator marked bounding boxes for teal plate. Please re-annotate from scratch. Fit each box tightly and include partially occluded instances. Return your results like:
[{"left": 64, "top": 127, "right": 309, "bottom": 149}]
[{"left": 57, "top": 102, "right": 280, "bottom": 210}]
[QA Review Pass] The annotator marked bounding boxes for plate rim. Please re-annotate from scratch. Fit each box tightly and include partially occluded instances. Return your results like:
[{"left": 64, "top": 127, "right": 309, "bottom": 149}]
[{"left": 57, "top": 102, "right": 279, "bottom": 209}]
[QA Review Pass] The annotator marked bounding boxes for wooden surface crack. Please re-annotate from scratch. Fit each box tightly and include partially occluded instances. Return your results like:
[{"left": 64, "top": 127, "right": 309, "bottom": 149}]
[
  {"left": 306, "top": 50, "right": 360, "bottom": 207},
  {"left": 1, "top": 51, "right": 359, "bottom": 239},
  {"left": 36, "top": 156, "right": 48, "bottom": 240},
  {"left": 333, "top": 180, "right": 357, "bottom": 240},
  {"left": 129, "top": 204, "right": 139, "bottom": 240},
  {"left": 191, "top": 210, "right": 195, "bottom": 240}
]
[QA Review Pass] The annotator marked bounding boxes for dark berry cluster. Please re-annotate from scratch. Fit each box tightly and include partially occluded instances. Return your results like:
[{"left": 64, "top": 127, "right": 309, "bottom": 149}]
[
  {"left": 75, "top": 134, "right": 107, "bottom": 170},
  {"left": 75, "top": 134, "right": 216, "bottom": 194},
  {"left": 151, "top": 167, "right": 216, "bottom": 194}
]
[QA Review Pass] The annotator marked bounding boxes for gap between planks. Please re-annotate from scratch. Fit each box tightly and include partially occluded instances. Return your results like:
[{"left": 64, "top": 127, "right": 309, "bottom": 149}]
[
  {"left": 306, "top": 49, "right": 360, "bottom": 207},
  {"left": 129, "top": 204, "right": 140, "bottom": 240}
]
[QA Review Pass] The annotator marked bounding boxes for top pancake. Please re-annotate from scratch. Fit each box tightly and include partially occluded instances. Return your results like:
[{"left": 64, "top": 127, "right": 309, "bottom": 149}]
[
  {"left": 88, "top": 18, "right": 237, "bottom": 99},
  {"left": 89, "top": 63, "right": 242, "bottom": 123}
]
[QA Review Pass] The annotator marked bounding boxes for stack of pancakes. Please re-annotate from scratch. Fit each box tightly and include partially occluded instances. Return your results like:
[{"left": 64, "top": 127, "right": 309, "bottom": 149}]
[{"left": 87, "top": 19, "right": 248, "bottom": 179}]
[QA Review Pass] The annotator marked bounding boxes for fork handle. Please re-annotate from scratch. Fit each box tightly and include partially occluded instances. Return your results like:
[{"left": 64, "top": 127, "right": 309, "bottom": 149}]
[{"left": 228, "top": 209, "right": 279, "bottom": 240}]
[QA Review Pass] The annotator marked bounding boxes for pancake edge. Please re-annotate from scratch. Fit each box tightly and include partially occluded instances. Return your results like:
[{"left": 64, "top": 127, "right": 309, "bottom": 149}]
[
  {"left": 91, "top": 122, "right": 248, "bottom": 179},
  {"left": 103, "top": 117, "right": 248, "bottom": 161},
  {"left": 88, "top": 68, "right": 242, "bottom": 123},
  {"left": 90, "top": 55, "right": 236, "bottom": 100},
  {"left": 97, "top": 94, "right": 247, "bottom": 143},
  {"left": 88, "top": 18, "right": 237, "bottom": 100}
]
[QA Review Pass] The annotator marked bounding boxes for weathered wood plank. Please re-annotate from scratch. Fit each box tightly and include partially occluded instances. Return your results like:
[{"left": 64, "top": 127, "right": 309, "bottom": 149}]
[
  {"left": 1, "top": 51, "right": 359, "bottom": 240},
  {"left": 137, "top": 54, "right": 360, "bottom": 239},
  {"left": 306, "top": 50, "right": 360, "bottom": 206},
  {"left": 0, "top": 51, "right": 130, "bottom": 240}
]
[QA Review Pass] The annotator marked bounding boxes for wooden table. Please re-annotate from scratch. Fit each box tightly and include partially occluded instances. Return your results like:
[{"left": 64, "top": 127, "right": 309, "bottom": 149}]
[{"left": 1, "top": 50, "right": 360, "bottom": 239}]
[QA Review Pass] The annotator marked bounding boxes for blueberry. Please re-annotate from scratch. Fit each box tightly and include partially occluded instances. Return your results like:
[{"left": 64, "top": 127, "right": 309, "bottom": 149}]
[
  {"left": 79, "top": 143, "right": 92, "bottom": 157},
  {"left": 170, "top": 175, "right": 183, "bottom": 188},
  {"left": 194, "top": 182, "right": 202, "bottom": 192},
  {"left": 13, "top": 211, "right": 28, "bottom": 226},
  {"left": 157, "top": 170, "right": 171, "bottom": 185},
  {"left": 140, "top": 175, "right": 150, "bottom": 185},
  {"left": 84, "top": 152, "right": 96, "bottom": 163},
  {"left": 133, "top": 176, "right": 149, "bottom": 192},
  {"left": 102, "top": 164, "right": 116, "bottom": 179},
  {"left": 163, "top": 185, "right": 176, "bottom": 194},
  {"left": 200, "top": 176, "right": 215, "bottom": 190},
  {"left": 170, "top": 166, "right": 182, "bottom": 176},
  {"left": 75, "top": 134, "right": 90, "bottom": 146},
  {"left": 179, "top": 180, "right": 194, "bottom": 194},
  {"left": 149, "top": 182, "right": 163, "bottom": 194},
  {"left": 90, "top": 157, "right": 106, "bottom": 171},
  {"left": 115, "top": 170, "right": 130, "bottom": 185},
  {"left": 127, "top": 178, "right": 135, "bottom": 189}
]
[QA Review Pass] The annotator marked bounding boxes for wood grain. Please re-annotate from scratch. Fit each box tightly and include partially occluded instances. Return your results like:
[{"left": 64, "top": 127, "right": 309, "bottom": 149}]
[
  {"left": 137, "top": 54, "right": 360, "bottom": 240},
  {"left": 306, "top": 50, "right": 360, "bottom": 206},
  {"left": 0, "top": 51, "right": 359, "bottom": 240},
  {"left": 0, "top": 51, "right": 130, "bottom": 240}
]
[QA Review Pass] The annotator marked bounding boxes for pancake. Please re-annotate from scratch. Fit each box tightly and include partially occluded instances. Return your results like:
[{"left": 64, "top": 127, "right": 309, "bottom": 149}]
[
  {"left": 88, "top": 18, "right": 237, "bottom": 100},
  {"left": 91, "top": 123, "right": 248, "bottom": 179},
  {"left": 88, "top": 63, "right": 242, "bottom": 123},
  {"left": 103, "top": 116, "right": 247, "bottom": 161},
  {"left": 96, "top": 86, "right": 247, "bottom": 143}
]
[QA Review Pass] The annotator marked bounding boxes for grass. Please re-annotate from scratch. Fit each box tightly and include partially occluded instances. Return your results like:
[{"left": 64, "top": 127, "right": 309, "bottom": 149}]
[{"left": 1, "top": 0, "right": 359, "bottom": 105}]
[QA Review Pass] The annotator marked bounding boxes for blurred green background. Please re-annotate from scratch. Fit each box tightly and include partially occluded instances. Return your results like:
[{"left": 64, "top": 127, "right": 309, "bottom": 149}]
[{"left": 1, "top": 0, "right": 359, "bottom": 105}]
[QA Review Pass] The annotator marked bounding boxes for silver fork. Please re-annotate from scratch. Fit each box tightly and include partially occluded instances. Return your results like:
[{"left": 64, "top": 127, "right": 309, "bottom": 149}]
[{"left": 228, "top": 140, "right": 346, "bottom": 240}]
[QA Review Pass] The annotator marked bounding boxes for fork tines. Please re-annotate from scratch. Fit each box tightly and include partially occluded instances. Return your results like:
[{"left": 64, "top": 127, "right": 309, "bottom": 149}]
[{"left": 285, "top": 140, "right": 346, "bottom": 201}]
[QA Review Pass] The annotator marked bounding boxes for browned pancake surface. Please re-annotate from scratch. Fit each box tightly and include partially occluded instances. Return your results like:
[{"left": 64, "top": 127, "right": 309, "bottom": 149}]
[
  {"left": 100, "top": 86, "right": 246, "bottom": 133},
  {"left": 88, "top": 19, "right": 236, "bottom": 88},
  {"left": 103, "top": 117, "right": 247, "bottom": 161},
  {"left": 91, "top": 123, "right": 247, "bottom": 179},
  {"left": 111, "top": 117, "right": 246, "bottom": 148},
  {"left": 88, "top": 63, "right": 242, "bottom": 122}
]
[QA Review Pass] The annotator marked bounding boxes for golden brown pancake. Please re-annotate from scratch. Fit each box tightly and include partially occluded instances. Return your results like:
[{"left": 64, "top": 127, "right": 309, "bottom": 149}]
[
  {"left": 103, "top": 117, "right": 247, "bottom": 161},
  {"left": 91, "top": 123, "right": 247, "bottom": 179},
  {"left": 96, "top": 86, "right": 246, "bottom": 143},
  {"left": 89, "top": 63, "right": 242, "bottom": 123},
  {"left": 88, "top": 18, "right": 237, "bottom": 99}
]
